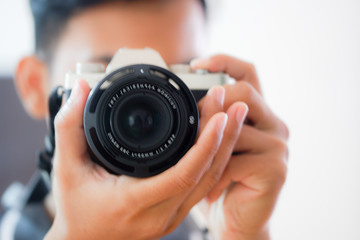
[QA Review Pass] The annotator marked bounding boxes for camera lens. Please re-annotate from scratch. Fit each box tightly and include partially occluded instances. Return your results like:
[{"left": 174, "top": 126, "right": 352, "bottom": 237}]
[
  {"left": 111, "top": 92, "right": 173, "bottom": 152},
  {"left": 84, "top": 64, "right": 199, "bottom": 177}
]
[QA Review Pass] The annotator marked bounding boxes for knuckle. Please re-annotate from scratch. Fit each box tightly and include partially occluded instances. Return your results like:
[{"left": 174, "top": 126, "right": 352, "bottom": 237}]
[
  {"left": 54, "top": 105, "right": 71, "bottom": 130},
  {"left": 175, "top": 173, "right": 199, "bottom": 191},
  {"left": 262, "top": 157, "right": 288, "bottom": 193},
  {"left": 245, "top": 63, "right": 258, "bottom": 80},
  {"left": 274, "top": 118, "right": 290, "bottom": 141},
  {"left": 272, "top": 137, "right": 288, "bottom": 156},
  {"left": 209, "top": 54, "right": 227, "bottom": 64},
  {"left": 207, "top": 168, "right": 223, "bottom": 187},
  {"left": 238, "top": 80, "right": 252, "bottom": 90},
  {"left": 269, "top": 141, "right": 289, "bottom": 185},
  {"left": 273, "top": 160, "right": 288, "bottom": 187},
  {"left": 258, "top": 138, "right": 289, "bottom": 193},
  {"left": 237, "top": 81, "right": 255, "bottom": 101},
  {"left": 280, "top": 142, "right": 289, "bottom": 161},
  {"left": 208, "top": 54, "right": 228, "bottom": 70},
  {"left": 282, "top": 121, "right": 290, "bottom": 140},
  {"left": 247, "top": 63, "right": 257, "bottom": 74}
]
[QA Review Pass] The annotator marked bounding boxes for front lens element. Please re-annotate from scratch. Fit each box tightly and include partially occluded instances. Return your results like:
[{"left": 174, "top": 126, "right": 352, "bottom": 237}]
[
  {"left": 124, "top": 105, "right": 155, "bottom": 138},
  {"left": 111, "top": 92, "right": 173, "bottom": 152}
]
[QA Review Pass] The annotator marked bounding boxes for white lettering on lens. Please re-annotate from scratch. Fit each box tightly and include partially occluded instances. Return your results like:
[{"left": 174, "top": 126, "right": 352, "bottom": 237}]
[
  {"left": 157, "top": 88, "right": 177, "bottom": 109},
  {"left": 107, "top": 132, "right": 120, "bottom": 149},
  {"left": 189, "top": 116, "right": 195, "bottom": 125}
]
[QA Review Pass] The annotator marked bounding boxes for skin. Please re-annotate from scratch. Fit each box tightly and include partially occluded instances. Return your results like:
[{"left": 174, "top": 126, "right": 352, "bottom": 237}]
[{"left": 14, "top": 0, "right": 288, "bottom": 239}]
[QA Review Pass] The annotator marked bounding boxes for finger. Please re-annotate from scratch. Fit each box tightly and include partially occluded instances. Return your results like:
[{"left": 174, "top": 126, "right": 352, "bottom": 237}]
[
  {"left": 207, "top": 151, "right": 288, "bottom": 202},
  {"left": 166, "top": 102, "right": 248, "bottom": 230},
  {"left": 196, "top": 102, "right": 248, "bottom": 194},
  {"left": 206, "top": 154, "right": 258, "bottom": 202},
  {"left": 191, "top": 54, "right": 262, "bottom": 95},
  {"left": 53, "top": 79, "right": 90, "bottom": 173},
  {"left": 192, "top": 55, "right": 289, "bottom": 140},
  {"left": 222, "top": 81, "right": 278, "bottom": 131},
  {"left": 135, "top": 112, "right": 228, "bottom": 203},
  {"left": 233, "top": 125, "right": 275, "bottom": 153},
  {"left": 199, "top": 86, "right": 225, "bottom": 133}
]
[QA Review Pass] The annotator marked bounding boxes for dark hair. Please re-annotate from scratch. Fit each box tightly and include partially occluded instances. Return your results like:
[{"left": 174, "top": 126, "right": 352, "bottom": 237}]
[{"left": 30, "top": 0, "right": 206, "bottom": 63}]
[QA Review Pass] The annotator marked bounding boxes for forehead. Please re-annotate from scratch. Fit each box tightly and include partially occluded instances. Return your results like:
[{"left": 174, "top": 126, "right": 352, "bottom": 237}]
[{"left": 49, "top": 0, "right": 205, "bottom": 85}]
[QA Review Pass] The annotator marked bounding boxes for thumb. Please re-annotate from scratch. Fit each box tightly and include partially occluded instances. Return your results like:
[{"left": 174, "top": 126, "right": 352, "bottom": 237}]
[{"left": 53, "top": 79, "right": 90, "bottom": 175}]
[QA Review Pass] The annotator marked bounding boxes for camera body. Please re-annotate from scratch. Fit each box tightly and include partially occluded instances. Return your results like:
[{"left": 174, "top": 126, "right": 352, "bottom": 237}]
[{"left": 64, "top": 48, "right": 232, "bottom": 177}]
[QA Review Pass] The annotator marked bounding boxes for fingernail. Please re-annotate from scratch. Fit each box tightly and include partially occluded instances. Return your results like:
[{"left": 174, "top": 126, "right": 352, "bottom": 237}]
[
  {"left": 208, "top": 86, "right": 225, "bottom": 107},
  {"left": 217, "top": 113, "right": 228, "bottom": 136},
  {"left": 236, "top": 103, "right": 249, "bottom": 124},
  {"left": 190, "top": 58, "right": 209, "bottom": 68}
]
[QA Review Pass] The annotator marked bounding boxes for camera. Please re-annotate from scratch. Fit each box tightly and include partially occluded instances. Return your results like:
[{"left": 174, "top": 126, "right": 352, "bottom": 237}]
[{"left": 64, "top": 48, "right": 231, "bottom": 178}]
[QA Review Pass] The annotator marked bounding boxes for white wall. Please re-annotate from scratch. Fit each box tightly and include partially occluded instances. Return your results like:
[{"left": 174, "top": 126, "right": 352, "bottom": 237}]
[
  {"left": 0, "top": 1, "right": 33, "bottom": 77},
  {"left": 1, "top": 0, "right": 360, "bottom": 239},
  {"left": 207, "top": 0, "right": 360, "bottom": 239}
]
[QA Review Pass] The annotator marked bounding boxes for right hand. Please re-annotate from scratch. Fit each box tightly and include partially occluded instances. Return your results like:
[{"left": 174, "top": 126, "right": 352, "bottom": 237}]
[{"left": 44, "top": 79, "right": 248, "bottom": 240}]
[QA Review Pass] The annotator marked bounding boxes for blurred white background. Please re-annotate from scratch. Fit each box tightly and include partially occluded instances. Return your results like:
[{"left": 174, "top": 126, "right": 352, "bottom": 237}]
[{"left": 1, "top": 0, "right": 360, "bottom": 239}]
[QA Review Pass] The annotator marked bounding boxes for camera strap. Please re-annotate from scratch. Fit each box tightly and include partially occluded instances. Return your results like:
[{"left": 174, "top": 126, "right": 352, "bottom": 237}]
[{"left": 37, "top": 86, "right": 64, "bottom": 187}]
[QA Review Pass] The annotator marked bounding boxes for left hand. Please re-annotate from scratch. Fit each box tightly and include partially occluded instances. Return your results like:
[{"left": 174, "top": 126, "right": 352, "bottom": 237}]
[{"left": 191, "top": 55, "right": 289, "bottom": 240}]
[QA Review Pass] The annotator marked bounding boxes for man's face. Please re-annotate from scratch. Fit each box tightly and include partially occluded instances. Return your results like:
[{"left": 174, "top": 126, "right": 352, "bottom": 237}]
[{"left": 48, "top": 0, "right": 206, "bottom": 88}]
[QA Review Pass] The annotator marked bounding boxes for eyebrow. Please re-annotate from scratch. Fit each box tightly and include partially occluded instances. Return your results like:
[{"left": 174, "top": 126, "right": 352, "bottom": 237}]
[
  {"left": 89, "top": 55, "right": 192, "bottom": 65},
  {"left": 89, "top": 55, "right": 113, "bottom": 64}
]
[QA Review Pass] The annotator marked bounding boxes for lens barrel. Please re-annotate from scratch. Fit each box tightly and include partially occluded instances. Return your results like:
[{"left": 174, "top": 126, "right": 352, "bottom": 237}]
[{"left": 84, "top": 64, "right": 199, "bottom": 177}]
